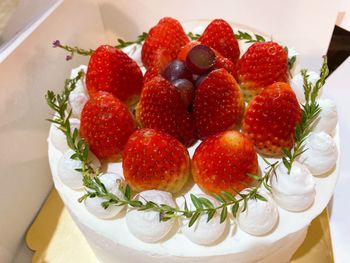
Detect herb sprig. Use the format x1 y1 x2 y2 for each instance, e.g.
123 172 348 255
234 30 266 43
77 160 277 227
282 56 329 174
52 32 148 60
46 71 94 175
115 32 148 49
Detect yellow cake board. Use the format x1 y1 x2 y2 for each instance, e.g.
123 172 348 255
26 189 334 263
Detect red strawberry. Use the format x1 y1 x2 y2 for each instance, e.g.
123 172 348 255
80 91 136 160
143 48 172 84
243 82 301 156
199 19 240 63
193 68 244 139
136 76 196 146
123 128 190 193
215 55 237 80
237 41 288 100
86 45 143 106
192 131 258 194
142 17 189 69
177 41 237 79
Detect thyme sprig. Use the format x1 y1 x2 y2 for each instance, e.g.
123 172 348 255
45 71 94 175
77 160 278 227
234 30 266 43
282 56 329 174
115 32 148 49
52 32 148 60
52 40 94 60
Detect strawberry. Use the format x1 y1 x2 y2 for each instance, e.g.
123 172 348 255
243 82 301 156
192 131 258 194
136 76 196 146
80 91 136 160
193 68 244 139
142 17 189 69
177 41 237 79
86 45 143 106
123 128 190 193
237 41 288 100
215 55 237 80
199 19 240 63
143 48 172 84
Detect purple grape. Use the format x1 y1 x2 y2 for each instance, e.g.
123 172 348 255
195 74 208 88
171 79 195 108
186 45 216 74
162 59 193 82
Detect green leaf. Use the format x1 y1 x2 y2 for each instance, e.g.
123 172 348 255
213 193 225 203
255 193 268 202
255 34 265 42
206 209 216 222
82 144 89 161
198 197 214 209
190 194 203 210
247 173 261 181
188 211 201 227
220 206 228 223
221 191 236 202
231 202 239 218
124 184 131 200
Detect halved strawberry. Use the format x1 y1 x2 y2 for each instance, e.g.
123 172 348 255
243 82 301 156
142 17 189 69
123 128 190 193
177 41 237 79
193 68 244 139
136 76 196 146
80 91 136 160
199 19 240 63
237 41 288 100
86 45 143 106
192 130 258 194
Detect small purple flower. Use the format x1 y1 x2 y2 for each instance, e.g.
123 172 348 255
52 40 61 48
65 55 73 61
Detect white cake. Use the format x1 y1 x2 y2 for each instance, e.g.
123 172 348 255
47 22 340 263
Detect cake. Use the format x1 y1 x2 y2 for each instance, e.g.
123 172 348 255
47 18 339 263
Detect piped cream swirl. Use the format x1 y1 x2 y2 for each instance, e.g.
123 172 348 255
299 132 338 176
271 161 315 212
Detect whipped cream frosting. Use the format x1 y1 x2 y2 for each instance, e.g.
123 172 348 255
126 190 176 243
85 173 125 219
51 118 80 153
57 149 100 189
299 132 338 176
47 26 340 262
313 99 338 136
180 194 227 245
237 191 278 236
69 65 88 118
271 162 315 212
291 71 321 103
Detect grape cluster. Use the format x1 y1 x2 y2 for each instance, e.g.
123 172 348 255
161 44 217 109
